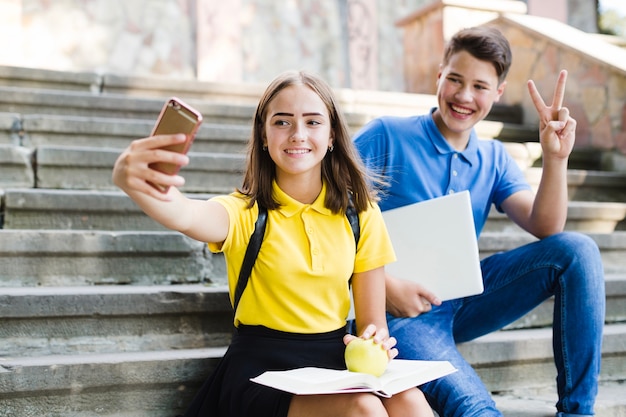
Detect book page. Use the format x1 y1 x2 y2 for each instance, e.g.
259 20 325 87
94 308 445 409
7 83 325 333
251 367 380 395
251 359 457 397
377 360 457 396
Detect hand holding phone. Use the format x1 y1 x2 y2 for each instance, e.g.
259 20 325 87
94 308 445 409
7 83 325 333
148 97 203 192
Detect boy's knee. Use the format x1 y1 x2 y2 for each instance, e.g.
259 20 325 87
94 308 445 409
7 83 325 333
549 232 602 266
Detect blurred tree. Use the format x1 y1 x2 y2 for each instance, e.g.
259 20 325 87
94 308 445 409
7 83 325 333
598 0 626 36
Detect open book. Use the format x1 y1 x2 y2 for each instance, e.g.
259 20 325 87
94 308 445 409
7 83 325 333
250 359 457 398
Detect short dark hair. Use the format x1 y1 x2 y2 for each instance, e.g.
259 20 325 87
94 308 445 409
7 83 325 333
443 26 512 84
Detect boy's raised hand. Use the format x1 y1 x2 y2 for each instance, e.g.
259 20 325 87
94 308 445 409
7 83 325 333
527 69 577 160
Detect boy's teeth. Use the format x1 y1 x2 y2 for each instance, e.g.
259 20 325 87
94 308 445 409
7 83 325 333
452 105 471 114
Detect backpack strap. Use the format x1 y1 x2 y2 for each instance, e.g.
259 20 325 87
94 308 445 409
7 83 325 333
346 203 360 247
233 204 268 313
233 201 360 313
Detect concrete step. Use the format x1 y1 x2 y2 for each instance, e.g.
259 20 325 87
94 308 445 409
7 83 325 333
0 229 226 287
503 272 626 330
3 142 626 199
1 189 214 231
0 348 226 417
478 231 626 276
484 200 626 233
0 109 536 153
0 65 101 92
34 145 244 193
4 188 625 233
458 324 626 392
0 285 232 358
492 382 626 417
0 65 525 125
0 145 34 188
0 325 623 417
10 113 252 154
0 277 623 358
526 167 626 202
0 86 375 134
0 66 535 151
1 228 624 289
0 85 257 124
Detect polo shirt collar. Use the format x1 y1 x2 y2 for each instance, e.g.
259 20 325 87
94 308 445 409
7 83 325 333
427 108 479 166
272 180 331 218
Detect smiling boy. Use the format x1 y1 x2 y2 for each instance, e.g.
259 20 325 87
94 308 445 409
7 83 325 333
353 26 605 417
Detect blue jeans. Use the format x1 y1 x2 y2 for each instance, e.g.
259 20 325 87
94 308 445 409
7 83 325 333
387 232 605 417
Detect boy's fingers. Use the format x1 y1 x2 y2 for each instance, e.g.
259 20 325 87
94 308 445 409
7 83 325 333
527 80 546 113
552 70 567 110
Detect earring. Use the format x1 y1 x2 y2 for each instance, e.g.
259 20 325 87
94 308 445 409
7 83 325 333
262 144 268 151
328 144 334 153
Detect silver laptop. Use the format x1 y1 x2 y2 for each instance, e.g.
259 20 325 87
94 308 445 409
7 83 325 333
382 190 484 301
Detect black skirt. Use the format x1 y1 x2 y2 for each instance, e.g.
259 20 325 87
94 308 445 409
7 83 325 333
183 325 348 417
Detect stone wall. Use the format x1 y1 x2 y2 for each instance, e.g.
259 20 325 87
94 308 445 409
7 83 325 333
397 1 626 157
491 15 626 156
0 0 427 91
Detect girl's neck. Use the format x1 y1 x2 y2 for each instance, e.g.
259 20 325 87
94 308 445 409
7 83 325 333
277 174 323 205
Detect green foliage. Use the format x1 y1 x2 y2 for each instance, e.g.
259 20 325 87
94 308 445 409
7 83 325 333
599 7 626 36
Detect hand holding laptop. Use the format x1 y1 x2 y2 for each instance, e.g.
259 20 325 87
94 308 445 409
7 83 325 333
382 191 484 306
348 191 483 320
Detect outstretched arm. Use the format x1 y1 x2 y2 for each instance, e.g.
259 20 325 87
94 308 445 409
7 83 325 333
503 70 576 238
112 133 229 243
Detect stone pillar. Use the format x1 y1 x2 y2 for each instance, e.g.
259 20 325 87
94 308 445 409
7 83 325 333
0 0 23 67
527 0 567 22
196 0 243 83
527 0 598 32
347 0 378 90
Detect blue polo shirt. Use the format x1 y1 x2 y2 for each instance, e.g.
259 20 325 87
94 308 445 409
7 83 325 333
353 109 531 237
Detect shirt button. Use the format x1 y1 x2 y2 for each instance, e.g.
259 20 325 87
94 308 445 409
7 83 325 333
448 189 455 194
452 170 458 176
453 154 459 159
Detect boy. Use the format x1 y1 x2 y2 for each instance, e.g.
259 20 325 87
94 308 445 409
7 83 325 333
353 26 605 417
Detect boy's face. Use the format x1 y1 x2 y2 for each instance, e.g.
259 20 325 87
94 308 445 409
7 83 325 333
434 50 506 144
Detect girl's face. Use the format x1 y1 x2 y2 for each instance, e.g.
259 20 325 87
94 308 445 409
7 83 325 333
434 50 505 146
263 84 333 184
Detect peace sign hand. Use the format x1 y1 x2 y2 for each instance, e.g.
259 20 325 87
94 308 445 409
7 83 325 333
527 69 577 160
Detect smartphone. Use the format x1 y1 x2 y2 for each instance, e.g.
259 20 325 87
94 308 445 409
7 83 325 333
148 97 203 192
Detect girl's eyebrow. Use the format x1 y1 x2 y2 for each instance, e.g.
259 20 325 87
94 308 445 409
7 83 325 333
271 112 325 117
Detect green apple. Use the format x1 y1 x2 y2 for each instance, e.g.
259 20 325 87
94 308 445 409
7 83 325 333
344 337 389 377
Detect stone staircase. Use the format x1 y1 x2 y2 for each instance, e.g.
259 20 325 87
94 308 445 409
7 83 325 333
0 66 625 417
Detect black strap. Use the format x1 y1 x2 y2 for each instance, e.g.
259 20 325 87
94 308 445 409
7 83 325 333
346 204 360 247
233 202 360 313
233 204 268 313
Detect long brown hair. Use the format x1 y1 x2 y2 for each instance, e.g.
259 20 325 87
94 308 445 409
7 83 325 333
238 70 378 214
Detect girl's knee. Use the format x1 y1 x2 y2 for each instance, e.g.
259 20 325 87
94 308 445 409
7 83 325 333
349 393 388 417
383 388 434 417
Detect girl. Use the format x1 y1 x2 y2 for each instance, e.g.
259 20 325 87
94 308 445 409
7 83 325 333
112 70 433 417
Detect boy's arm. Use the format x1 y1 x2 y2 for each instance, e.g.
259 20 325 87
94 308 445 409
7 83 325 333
502 70 575 238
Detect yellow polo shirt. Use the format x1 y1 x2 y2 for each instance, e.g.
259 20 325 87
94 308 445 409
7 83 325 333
209 182 396 333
